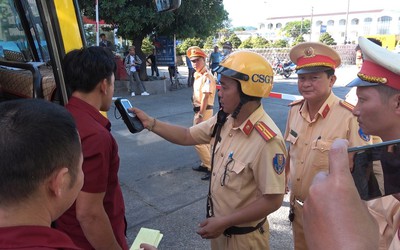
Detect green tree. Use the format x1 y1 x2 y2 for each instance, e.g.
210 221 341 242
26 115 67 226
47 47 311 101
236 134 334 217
292 35 305 46
229 33 241 48
252 36 269 48
233 27 246 32
239 37 253 49
141 37 154 55
281 20 311 40
319 32 336 45
203 36 215 49
78 0 227 79
176 37 204 55
271 39 289 48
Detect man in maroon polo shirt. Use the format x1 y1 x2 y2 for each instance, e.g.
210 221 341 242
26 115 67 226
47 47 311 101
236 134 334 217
0 99 83 250
56 47 128 250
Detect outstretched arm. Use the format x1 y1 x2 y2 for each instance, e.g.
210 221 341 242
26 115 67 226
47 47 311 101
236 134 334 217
132 107 198 146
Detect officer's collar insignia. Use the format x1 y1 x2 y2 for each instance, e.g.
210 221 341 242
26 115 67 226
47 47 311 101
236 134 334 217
242 120 254 135
255 121 277 142
321 104 330 118
358 128 371 142
273 154 285 175
303 47 315 58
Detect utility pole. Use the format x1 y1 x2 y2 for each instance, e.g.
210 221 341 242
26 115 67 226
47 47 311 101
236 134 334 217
96 0 99 46
301 17 304 36
344 0 350 44
310 7 313 41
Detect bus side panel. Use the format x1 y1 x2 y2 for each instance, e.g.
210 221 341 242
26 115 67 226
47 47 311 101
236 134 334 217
54 0 83 52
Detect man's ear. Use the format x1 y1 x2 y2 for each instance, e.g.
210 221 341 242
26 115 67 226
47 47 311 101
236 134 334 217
48 167 69 197
394 94 400 114
329 75 337 87
99 78 109 95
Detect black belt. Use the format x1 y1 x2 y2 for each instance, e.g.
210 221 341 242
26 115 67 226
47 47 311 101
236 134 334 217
193 105 213 113
223 218 266 237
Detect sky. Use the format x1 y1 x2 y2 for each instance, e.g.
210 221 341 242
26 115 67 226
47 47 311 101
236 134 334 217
223 0 400 27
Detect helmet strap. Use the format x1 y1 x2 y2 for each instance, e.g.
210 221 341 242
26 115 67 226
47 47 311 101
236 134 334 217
231 92 251 119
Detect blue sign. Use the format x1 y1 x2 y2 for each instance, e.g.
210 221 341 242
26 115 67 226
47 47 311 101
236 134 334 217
320 25 327 33
153 36 176 66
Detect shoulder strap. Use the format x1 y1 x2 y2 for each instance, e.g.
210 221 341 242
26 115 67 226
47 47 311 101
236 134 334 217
254 121 277 142
288 99 304 107
339 100 355 111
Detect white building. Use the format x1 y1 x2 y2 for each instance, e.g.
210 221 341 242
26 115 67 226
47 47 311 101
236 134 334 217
258 8 400 48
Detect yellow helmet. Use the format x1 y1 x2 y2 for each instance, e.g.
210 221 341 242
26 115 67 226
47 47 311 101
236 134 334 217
216 51 274 98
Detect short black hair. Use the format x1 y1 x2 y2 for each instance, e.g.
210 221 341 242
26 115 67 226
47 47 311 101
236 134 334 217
375 85 400 103
325 68 335 77
63 46 116 93
100 33 106 38
0 99 81 206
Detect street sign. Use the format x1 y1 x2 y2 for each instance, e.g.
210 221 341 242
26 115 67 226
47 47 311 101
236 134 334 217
154 36 176 66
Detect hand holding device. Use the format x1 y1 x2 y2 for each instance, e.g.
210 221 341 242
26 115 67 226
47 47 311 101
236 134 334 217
349 139 400 200
115 98 144 133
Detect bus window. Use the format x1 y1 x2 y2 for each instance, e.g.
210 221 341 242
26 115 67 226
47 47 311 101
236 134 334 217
0 0 49 62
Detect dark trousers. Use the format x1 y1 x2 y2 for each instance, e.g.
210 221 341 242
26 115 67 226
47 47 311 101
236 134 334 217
187 68 195 87
150 64 159 76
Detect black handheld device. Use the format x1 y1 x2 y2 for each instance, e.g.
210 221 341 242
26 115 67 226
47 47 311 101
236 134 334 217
349 139 400 200
114 98 144 133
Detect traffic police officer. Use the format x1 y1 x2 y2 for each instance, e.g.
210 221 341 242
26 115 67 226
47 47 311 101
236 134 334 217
285 42 371 249
132 51 286 249
187 46 217 180
347 37 400 250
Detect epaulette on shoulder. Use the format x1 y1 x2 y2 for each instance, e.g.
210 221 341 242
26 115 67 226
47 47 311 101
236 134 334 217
254 121 277 142
340 100 355 112
288 99 304 107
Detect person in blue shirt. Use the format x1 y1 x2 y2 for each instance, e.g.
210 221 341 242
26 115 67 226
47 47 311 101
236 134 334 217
209 46 221 75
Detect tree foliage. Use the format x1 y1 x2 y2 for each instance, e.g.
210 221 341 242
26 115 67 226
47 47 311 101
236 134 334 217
292 35 306 46
176 38 204 55
203 36 215 49
78 0 227 78
79 0 227 41
319 32 336 45
228 33 241 48
271 39 289 48
281 20 311 40
252 36 270 48
239 37 253 49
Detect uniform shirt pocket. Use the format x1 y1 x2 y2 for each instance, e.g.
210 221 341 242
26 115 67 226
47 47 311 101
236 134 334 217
220 158 246 193
311 139 333 169
286 132 298 145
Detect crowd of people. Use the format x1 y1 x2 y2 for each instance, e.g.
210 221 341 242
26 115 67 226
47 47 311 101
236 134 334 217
1 37 399 250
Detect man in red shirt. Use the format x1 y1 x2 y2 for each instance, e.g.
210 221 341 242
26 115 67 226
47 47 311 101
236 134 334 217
56 46 128 250
0 99 83 250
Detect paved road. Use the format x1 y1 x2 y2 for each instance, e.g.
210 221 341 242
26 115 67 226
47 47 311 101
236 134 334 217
109 66 354 249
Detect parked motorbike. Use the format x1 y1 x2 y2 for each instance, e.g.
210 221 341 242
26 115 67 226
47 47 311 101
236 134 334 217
273 58 296 78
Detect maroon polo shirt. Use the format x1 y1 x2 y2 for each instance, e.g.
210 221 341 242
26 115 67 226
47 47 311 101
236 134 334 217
0 226 81 249
56 96 127 250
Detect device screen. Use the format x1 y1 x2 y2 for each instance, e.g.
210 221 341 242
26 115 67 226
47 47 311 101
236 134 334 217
121 99 134 117
349 139 400 200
